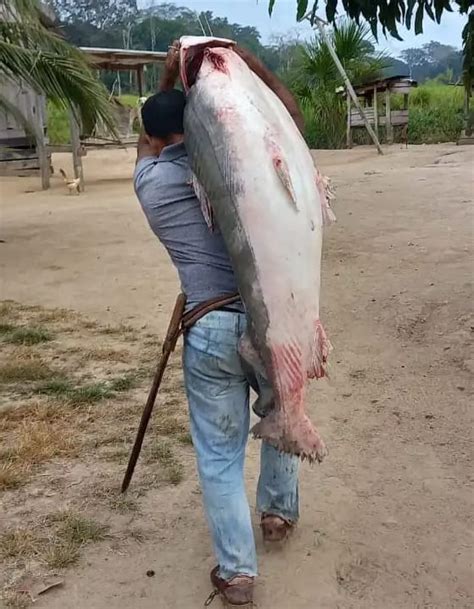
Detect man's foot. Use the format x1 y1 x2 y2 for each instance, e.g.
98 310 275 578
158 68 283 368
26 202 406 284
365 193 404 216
261 513 294 542
209 566 254 606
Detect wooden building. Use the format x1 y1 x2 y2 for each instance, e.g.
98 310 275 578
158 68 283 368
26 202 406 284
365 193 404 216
0 3 55 184
346 75 417 148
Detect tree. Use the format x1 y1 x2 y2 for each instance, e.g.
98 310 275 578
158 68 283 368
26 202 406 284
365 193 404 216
400 47 430 78
269 1 471 39
400 42 462 82
48 0 138 29
291 20 389 148
269 1 472 91
0 0 116 134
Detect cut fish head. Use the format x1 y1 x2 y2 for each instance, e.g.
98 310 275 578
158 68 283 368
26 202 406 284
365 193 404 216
179 35 235 92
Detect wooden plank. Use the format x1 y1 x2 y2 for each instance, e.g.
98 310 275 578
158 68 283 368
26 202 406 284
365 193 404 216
385 88 393 144
457 135 474 145
137 66 144 97
390 110 409 126
26 92 50 189
0 135 35 147
0 147 38 162
69 109 84 191
0 159 40 175
373 85 379 140
346 92 352 149
36 95 50 190
390 83 413 94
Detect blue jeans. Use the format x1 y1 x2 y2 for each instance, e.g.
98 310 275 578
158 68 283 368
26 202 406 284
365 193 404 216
183 311 299 580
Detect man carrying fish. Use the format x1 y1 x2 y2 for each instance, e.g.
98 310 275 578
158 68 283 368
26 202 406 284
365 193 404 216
134 37 330 605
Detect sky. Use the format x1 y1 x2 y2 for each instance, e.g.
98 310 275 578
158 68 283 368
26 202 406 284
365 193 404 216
141 0 466 57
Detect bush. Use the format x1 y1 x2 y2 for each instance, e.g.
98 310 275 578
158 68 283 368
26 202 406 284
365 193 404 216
408 84 464 143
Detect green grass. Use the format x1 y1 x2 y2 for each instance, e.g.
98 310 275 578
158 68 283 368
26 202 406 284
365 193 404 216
109 374 137 392
42 511 108 569
47 101 70 146
49 511 109 545
35 374 137 405
36 379 113 404
146 440 184 485
0 358 55 383
119 94 140 107
43 540 81 569
2 326 53 345
0 529 41 560
47 95 141 146
0 323 16 334
408 83 464 144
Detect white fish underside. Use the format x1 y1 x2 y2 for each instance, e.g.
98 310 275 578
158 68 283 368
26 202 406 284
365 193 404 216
183 40 332 461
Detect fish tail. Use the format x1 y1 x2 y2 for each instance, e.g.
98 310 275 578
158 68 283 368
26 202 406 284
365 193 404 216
251 410 327 463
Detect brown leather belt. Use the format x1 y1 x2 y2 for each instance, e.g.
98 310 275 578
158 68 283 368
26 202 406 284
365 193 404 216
181 292 241 333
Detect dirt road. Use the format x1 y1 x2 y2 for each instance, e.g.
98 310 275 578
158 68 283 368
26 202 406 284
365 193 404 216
1 144 473 608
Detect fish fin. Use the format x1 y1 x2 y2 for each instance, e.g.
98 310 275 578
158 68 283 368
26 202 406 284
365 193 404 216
264 134 298 209
273 156 298 209
315 170 336 225
238 332 266 378
239 332 275 418
252 411 327 463
191 172 214 230
307 320 332 380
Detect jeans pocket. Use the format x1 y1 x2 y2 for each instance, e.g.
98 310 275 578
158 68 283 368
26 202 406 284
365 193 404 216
185 324 211 354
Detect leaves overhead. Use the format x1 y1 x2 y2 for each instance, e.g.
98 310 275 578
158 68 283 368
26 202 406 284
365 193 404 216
0 0 117 136
269 1 472 40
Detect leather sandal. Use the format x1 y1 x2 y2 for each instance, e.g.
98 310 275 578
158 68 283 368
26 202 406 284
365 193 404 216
208 566 254 606
261 513 294 542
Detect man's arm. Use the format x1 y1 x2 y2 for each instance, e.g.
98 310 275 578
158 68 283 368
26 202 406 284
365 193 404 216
160 40 180 92
233 46 304 135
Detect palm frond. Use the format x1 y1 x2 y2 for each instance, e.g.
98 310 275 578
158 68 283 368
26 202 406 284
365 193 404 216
0 1 117 136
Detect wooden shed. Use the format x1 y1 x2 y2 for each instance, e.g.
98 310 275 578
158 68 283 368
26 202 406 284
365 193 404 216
0 80 50 178
0 3 55 181
346 75 417 147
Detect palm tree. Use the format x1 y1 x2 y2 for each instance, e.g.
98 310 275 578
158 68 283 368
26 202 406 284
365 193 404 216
0 0 116 135
291 20 389 148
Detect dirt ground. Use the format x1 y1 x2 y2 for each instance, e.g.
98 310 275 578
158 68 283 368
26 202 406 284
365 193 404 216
0 143 473 609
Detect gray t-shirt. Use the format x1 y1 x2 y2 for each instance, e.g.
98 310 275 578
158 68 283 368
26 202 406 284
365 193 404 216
134 142 241 310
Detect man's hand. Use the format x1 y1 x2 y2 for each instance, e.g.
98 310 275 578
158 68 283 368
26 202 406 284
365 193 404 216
233 45 304 135
160 40 180 92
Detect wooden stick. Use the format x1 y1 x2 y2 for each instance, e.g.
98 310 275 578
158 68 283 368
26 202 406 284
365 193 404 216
121 294 187 493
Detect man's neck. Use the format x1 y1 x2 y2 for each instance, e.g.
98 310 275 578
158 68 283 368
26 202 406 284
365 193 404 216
163 134 184 148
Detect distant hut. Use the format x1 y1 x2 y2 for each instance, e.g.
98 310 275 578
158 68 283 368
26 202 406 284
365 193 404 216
345 75 417 147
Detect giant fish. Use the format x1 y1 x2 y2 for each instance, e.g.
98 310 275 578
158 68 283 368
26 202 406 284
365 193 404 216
180 36 333 462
